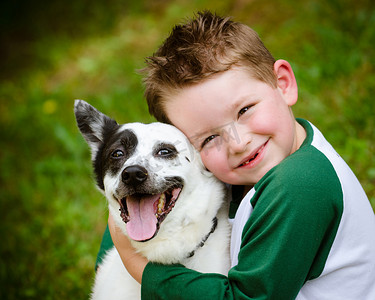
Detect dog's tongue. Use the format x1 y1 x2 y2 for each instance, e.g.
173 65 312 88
126 194 160 241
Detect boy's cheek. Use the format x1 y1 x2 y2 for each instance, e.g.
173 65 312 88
200 150 212 167
251 108 283 134
200 150 220 171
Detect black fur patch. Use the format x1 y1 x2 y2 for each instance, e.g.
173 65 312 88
94 129 138 190
75 102 117 145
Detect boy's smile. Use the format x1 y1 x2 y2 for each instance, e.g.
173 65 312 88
237 139 269 169
165 61 306 186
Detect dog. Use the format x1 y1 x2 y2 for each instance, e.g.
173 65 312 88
74 100 231 299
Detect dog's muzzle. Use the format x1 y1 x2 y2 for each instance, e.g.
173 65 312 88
116 166 183 242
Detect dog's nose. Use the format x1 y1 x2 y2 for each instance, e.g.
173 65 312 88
122 165 148 186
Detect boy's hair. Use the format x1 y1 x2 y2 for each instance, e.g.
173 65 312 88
143 10 276 123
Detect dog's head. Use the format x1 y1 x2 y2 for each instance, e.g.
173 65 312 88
74 100 213 243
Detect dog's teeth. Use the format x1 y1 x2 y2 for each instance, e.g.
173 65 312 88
157 193 166 215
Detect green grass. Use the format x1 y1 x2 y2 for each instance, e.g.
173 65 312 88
0 0 374 298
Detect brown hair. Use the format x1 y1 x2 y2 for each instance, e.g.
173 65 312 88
142 10 276 123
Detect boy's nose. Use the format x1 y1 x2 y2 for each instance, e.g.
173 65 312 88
227 127 250 154
228 137 249 154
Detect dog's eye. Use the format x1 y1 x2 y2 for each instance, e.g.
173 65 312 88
111 150 124 158
157 148 173 156
154 144 177 159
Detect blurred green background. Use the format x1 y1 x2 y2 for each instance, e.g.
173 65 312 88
0 0 374 298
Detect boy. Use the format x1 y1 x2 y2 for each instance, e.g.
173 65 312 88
105 11 375 299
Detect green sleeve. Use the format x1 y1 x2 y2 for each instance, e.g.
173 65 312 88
141 148 343 299
95 224 114 271
143 263 233 299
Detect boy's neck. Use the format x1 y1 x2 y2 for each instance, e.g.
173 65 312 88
294 121 307 153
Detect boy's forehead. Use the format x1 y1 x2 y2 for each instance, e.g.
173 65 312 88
163 67 260 128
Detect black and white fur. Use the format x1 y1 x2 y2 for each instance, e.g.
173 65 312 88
74 100 231 299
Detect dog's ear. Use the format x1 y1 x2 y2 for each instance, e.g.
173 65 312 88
74 99 118 159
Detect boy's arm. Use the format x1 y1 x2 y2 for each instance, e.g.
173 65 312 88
129 154 342 299
108 214 148 284
139 175 341 299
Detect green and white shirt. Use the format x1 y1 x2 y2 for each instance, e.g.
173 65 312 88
141 119 375 299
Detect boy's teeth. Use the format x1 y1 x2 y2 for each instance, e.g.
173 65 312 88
241 152 259 166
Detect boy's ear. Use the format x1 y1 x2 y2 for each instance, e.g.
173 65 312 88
274 59 298 106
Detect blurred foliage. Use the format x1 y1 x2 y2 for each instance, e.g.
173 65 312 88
0 0 374 298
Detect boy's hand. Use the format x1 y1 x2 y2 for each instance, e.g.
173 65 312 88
108 214 148 284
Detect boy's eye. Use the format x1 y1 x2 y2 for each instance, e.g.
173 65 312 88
238 106 251 117
201 135 217 149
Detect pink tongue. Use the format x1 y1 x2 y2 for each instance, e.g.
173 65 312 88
126 194 160 241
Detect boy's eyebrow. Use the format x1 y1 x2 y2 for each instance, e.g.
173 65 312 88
228 98 242 114
229 94 255 112
186 122 224 143
188 121 238 142
188 130 209 145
